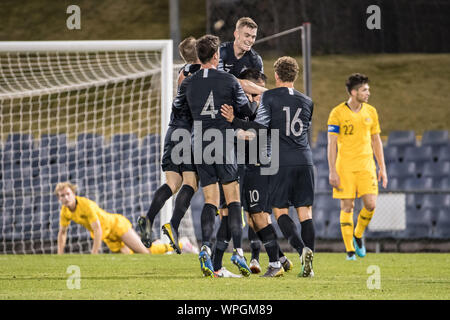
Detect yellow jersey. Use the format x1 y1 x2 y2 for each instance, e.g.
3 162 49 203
60 196 117 240
327 102 381 172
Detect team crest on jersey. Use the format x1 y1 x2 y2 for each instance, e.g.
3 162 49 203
364 117 372 124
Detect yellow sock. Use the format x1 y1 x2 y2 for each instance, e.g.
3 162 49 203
340 210 355 252
150 243 170 254
354 207 374 239
149 242 184 254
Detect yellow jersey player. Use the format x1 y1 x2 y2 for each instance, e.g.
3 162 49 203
55 182 150 254
327 73 388 260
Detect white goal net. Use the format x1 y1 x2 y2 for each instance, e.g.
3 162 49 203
0 40 197 254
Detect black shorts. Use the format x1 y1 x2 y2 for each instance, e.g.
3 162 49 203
219 164 245 209
196 163 239 187
161 126 196 174
270 165 315 209
242 164 271 214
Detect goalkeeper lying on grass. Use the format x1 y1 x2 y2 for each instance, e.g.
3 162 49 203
54 181 150 254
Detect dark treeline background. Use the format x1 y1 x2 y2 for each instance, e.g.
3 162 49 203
207 0 450 55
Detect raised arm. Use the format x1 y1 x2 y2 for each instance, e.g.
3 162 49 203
238 78 267 96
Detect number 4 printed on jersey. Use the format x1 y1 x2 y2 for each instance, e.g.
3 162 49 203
201 91 218 119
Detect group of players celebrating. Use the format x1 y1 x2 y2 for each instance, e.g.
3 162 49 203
55 16 388 278
138 17 316 278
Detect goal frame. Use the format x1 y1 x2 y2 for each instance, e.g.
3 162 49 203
0 40 174 245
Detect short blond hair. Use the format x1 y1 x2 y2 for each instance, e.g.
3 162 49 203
236 17 258 30
178 36 198 64
54 181 77 195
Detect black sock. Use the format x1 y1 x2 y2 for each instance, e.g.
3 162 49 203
248 227 261 261
170 185 195 233
277 214 304 255
227 202 243 249
354 235 363 248
146 183 172 226
301 219 315 251
257 224 279 263
212 215 229 271
200 203 217 248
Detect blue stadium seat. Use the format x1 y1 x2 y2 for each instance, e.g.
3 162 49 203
434 209 450 239
437 145 450 162
4 133 34 152
422 130 449 147
387 162 416 179
384 145 401 163
139 134 161 165
440 177 450 190
403 177 426 191
385 177 403 190
77 133 104 150
422 161 450 178
387 131 416 148
312 208 327 239
323 212 342 239
403 145 434 164
315 131 328 148
312 146 327 165
402 207 434 239
315 177 330 191
111 133 139 151
314 194 341 213
315 162 329 179
40 134 67 150
422 194 450 210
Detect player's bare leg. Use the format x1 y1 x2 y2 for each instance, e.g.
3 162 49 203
121 228 150 254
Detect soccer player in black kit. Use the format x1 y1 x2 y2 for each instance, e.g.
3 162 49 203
137 37 200 252
172 35 257 277
221 56 316 277
215 17 276 275
218 17 266 96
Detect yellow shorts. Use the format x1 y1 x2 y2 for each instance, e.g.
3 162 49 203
333 169 378 199
103 214 132 253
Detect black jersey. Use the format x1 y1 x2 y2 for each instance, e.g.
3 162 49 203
168 64 202 129
179 63 201 77
218 41 263 77
232 87 314 167
173 68 256 164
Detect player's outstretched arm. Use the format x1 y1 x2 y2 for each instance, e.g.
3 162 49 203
238 79 267 95
221 104 266 131
57 225 68 254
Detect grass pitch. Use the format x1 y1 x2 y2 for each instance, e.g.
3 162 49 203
1 252 449 300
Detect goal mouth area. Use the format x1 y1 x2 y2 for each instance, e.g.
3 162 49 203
0 40 194 254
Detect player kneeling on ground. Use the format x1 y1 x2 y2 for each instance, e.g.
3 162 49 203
55 182 149 254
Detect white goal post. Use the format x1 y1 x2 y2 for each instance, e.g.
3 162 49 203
0 40 196 253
